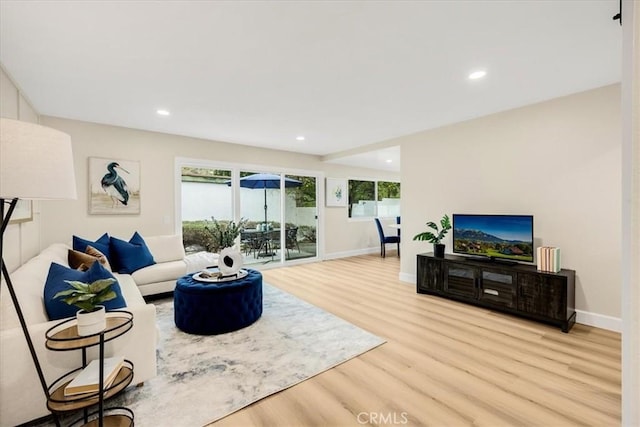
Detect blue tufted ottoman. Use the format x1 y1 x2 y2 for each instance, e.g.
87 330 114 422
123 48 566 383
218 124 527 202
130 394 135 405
173 269 263 335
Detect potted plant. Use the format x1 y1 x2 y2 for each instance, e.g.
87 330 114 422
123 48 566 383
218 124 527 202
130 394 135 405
53 278 117 336
204 217 248 253
413 214 452 258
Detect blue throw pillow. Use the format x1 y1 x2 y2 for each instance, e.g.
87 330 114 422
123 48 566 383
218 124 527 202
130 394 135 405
110 231 156 274
73 233 112 263
44 261 126 321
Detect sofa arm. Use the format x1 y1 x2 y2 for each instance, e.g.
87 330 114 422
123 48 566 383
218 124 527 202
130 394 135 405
91 302 158 385
0 303 157 427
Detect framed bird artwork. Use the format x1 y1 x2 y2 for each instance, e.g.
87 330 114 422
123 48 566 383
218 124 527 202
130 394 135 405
89 157 141 215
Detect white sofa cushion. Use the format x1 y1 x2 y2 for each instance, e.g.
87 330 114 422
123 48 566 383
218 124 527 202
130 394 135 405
1 243 69 329
185 251 219 273
131 260 187 286
143 234 185 263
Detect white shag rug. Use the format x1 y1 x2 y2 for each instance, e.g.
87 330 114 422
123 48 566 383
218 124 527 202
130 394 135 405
50 282 386 427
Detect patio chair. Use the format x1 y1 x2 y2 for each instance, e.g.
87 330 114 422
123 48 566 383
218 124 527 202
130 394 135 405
285 227 301 257
266 229 280 258
374 218 400 258
241 231 262 258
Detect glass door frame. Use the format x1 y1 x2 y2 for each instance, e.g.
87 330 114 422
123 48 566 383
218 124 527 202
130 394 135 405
175 157 323 267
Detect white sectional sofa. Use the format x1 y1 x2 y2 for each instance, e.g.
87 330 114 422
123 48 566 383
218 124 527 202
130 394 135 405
133 234 218 296
0 234 214 426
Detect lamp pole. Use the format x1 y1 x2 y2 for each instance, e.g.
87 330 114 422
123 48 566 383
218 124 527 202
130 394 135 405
0 198 51 400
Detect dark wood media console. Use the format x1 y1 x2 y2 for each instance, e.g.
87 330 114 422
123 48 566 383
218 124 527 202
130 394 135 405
417 253 576 332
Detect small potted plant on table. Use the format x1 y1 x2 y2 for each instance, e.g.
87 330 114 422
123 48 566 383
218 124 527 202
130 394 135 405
204 216 248 253
413 214 452 258
54 278 117 336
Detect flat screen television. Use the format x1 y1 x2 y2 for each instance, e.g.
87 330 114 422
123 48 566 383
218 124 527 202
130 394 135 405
452 214 534 263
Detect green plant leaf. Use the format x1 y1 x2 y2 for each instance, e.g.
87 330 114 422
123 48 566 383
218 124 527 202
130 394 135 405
204 216 249 252
88 278 116 294
76 302 95 312
53 289 80 299
415 214 451 244
413 231 437 242
95 289 117 302
64 295 84 305
54 277 116 311
441 214 451 230
64 280 90 292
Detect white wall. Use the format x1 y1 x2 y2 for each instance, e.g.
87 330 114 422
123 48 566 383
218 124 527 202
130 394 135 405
37 116 399 257
181 181 314 227
399 84 621 321
0 66 41 272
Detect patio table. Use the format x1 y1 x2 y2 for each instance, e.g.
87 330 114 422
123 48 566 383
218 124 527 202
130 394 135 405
241 229 280 258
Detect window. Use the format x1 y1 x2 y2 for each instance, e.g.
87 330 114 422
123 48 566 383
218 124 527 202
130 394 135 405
348 179 400 218
377 181 401 218
181 167 232 253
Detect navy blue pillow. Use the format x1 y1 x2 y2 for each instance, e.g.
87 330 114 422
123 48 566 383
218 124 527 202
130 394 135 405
110 232 155 274
44 261 126 321
73 233 112 263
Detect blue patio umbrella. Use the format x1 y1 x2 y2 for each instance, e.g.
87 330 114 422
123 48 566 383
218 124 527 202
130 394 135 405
226 173 302 224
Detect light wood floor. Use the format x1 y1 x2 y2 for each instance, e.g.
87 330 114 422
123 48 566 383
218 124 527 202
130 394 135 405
211 253 621 427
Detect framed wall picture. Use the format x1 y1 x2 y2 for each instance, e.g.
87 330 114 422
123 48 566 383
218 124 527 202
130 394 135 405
326 178 348 207
8 199 33 224
89 157 141 215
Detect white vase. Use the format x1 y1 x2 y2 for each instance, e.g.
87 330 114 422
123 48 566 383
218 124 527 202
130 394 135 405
76 305 106 336
218 247 243 276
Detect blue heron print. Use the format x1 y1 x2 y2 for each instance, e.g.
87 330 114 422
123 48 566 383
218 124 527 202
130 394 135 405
101 162 130 207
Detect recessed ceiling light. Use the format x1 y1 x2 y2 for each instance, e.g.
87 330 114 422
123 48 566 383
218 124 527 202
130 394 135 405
386 159 393 163
468 70 487 80
156 109 170 116
296 136 305 141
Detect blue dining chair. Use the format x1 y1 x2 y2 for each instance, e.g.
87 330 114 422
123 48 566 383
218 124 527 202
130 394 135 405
374 218 400 258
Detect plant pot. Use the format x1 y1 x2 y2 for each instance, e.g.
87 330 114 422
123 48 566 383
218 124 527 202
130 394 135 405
433 243 445 258
76 305 106 336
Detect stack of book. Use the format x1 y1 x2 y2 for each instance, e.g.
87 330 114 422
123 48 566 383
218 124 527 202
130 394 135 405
64 356 124 396
537 247 561 273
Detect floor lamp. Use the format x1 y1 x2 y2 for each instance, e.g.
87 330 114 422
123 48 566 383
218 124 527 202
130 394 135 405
0 118 77 407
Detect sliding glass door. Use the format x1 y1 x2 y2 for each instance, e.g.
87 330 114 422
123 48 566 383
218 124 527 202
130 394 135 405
283 174 317 261
238 170 283 266
180 166 232 254
179 160 320 267
237 171 318 266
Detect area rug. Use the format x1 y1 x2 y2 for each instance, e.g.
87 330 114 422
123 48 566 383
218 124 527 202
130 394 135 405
73 283 384 426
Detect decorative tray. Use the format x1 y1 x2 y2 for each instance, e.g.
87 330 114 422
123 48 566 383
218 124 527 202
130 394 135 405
192 268 248 283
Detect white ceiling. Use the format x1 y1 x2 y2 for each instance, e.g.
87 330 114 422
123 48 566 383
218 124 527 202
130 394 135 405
0 1 622 173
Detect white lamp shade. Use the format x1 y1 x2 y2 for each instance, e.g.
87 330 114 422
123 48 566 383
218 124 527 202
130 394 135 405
0 118 77 200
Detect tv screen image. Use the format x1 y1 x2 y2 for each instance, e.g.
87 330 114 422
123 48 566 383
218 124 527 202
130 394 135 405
453 214 534 263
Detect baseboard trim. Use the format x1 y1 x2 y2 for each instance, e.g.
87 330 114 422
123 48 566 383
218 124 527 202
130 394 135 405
575 310 622 332
399 272 621 332
324 247 379 260
399 272 416 284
